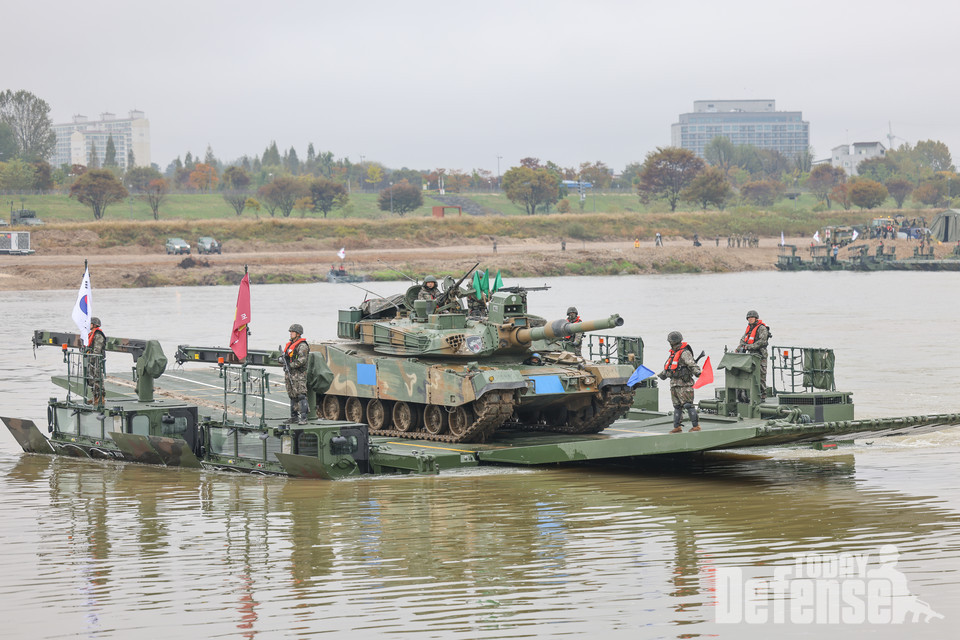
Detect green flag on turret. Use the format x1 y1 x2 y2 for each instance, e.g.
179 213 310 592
492 270 504 293
480 269 490 295
471 270 483 299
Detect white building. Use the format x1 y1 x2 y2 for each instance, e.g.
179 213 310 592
50 110 151 170
830 141 885 176
671 99 809 158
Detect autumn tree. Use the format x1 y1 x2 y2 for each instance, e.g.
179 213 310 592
144 178 169 220
0 89 57 161
849 180 888 210
188 163 218 192
222 166 252 216
32 160 53 191
805 164 845 208
885 177 914 209
259 176 307 217
365 163 384 188
378 180 422 216
739 179 785 207
309 177 349 218
637 147 705 211
125 166 163 193
502 166 560 215
445 170 471 193
830 183 851 210
912 181 946 207
681 167 731 209
69 169 128 219
577 161 613 189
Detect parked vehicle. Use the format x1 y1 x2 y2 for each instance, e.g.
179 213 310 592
197 237 221 254
165 238 191 255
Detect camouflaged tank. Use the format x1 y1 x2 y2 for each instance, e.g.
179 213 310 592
310 285 637 443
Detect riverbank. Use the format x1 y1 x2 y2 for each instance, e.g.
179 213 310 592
4 234 951 290
0 236 776 290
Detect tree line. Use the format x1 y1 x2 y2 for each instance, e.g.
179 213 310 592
4 88 959 220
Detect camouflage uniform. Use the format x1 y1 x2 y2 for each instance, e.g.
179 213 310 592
658 333 701 432
563 307 583 351
738 313 769 399
418 276 441 302
86 320 106 405
284 327 310 424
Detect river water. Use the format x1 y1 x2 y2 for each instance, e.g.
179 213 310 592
1 272 959 638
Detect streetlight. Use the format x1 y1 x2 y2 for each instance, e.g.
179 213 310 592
496 154 502 191
389 181 394 216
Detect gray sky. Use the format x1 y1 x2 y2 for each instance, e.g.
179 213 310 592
6 0 960 174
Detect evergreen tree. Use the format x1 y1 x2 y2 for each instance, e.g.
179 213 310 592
104 135 118 167
88 140 100 168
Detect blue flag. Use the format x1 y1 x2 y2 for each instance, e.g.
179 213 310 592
627 364 656 387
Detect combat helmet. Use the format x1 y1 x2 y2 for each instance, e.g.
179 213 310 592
423 275 438 288
289 323 304 335
667 331 683 346
567 306 578 316
746 310 759 319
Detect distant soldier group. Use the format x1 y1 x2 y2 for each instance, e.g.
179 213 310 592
727 233 759 248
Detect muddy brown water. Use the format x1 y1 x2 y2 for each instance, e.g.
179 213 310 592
1 273 959 638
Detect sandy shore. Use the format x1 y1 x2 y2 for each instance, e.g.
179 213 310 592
0 236 943 291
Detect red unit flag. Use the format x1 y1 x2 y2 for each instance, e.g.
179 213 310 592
693 356 714 389
229 273 251 360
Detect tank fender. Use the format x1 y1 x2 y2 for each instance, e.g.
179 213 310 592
584 363 635 388
470 368 527 398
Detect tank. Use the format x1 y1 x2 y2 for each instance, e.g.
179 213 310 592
310 284 638 443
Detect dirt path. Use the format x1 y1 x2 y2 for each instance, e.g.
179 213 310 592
0 236 930 290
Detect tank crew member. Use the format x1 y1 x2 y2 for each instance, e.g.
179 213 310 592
523 352 543 366
418 275 441 301
563 306 583 351
658 331 701 433
86 317 106 405
284 323 310 425
466 290 488 317
737 310 769 400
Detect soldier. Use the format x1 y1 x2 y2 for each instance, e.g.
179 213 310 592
86 316 106 405
466 291 488 317
284 323 310 425
658 331 701 433
737 310 769 400
523 352 543 366
563 306 583 351
418 275 441 301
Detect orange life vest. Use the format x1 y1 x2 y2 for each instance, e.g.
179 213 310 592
665 342 691 370
284 337 307 358
87 326 104 347
743 320 766 345
564 315 581 340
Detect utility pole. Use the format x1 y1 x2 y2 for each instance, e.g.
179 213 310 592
496 154 502 191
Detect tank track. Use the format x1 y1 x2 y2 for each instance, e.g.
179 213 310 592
362 391 515 444
517 385 635 435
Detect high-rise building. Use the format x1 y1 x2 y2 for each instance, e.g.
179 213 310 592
671 100 809 158
50 110 151 170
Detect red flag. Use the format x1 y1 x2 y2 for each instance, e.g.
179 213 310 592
229 273 251 360
693 356 713 389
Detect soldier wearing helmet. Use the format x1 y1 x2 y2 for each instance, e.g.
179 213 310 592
418 275 441 302
86 317 106 406
658 330 702 433
737 310 769 400
562 306 583 352
284 323 310 424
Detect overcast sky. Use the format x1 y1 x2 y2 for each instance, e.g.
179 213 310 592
6 0 959 174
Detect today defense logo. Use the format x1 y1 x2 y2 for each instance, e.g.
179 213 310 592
715 545 943 624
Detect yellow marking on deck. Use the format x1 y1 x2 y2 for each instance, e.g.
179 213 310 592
385 441 477 453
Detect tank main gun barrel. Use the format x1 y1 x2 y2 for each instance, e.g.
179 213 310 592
514 314 624 345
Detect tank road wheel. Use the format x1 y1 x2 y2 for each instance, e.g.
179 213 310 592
344 397 366 423
392 401 421 433
367 399 392 431
448 405 474 438
423 405 448 435
567 405 595 430
321 395 344 421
